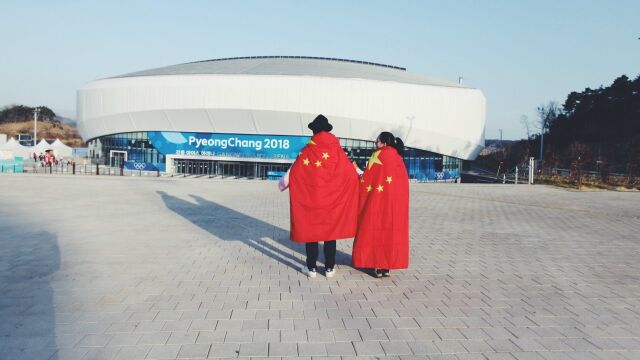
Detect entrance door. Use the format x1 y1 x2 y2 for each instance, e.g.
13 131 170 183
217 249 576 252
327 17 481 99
174 159 185 173
109 150 127 168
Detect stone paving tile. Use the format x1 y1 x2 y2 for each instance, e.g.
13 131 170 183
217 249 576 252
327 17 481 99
381 341 413 355
163 320 193 332
178 343 212 358
459 339 494 353
325 342 357 356
108 333 143 347
77 334 114 347
147 344 181 359
297 342 327 356
331 329 361 342
139 332 171 345
359 328 389 341
135 321 167 333
455 354 488 360
166 332 199 345
434 340 467 354
510 352 546 360
385 329 415 341
207 343 240 358
224 330 253 343
190 319 219 332
252 329 281 343
268 342 298 357
238 342 269 357
306 329 335 343
353 341 385 356
196 331 227 344
482 353 518 360
78 346 120 360
114 345 151 360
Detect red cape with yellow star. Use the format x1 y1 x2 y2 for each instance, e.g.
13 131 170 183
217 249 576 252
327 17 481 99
289 131 359 243
352 146 409 269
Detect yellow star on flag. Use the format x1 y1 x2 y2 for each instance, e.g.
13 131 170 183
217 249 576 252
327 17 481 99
322 152 329 160
367 150 383 169
308 139 316 145
386 176 393 184
366 185 373 192
315 160 322 167
303 158 310 166
376 184 384 192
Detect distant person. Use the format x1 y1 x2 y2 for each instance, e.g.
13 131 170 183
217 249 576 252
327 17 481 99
352 131 409 277
286 114 359 278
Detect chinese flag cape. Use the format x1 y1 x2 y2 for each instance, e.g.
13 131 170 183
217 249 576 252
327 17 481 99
289 131 358 243
352 146 409 269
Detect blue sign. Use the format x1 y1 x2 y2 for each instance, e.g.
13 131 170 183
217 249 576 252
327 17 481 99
266 171 287 180
148 132 310 161
0 157 23 173
124 161 159 171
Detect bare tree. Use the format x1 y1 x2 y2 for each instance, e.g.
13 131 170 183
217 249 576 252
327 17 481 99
536 101 561 160
520 114 531 140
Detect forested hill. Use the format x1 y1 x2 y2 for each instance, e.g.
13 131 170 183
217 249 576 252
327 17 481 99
475 74 640 175
0 105 57 124
0 105 83 147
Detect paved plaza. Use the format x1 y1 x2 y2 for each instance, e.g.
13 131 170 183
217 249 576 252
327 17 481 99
1 175 640 360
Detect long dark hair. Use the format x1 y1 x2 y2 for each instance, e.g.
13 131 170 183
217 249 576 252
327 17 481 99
377 131 404 157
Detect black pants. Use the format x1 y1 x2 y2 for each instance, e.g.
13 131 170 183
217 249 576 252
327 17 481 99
305 241 336 270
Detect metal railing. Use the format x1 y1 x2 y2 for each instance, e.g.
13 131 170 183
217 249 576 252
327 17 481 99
537 167 638 189
20 162 163 177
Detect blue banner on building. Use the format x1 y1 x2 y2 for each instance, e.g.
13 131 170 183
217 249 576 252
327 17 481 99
123 161 159 171
148 132 310 161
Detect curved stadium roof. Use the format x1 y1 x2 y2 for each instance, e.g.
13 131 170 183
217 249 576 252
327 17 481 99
79 56 486 160
113 56 466 88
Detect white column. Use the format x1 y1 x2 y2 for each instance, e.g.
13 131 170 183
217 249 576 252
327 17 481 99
529 157 535 184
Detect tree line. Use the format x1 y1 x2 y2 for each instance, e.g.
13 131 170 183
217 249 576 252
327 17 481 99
476 74 640 176
0 105 58 124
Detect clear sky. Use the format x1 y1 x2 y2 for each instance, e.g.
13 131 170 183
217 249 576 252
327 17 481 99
1 0 638 140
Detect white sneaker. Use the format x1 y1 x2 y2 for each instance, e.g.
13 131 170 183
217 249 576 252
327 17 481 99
302 267 317 278
325 267 336 278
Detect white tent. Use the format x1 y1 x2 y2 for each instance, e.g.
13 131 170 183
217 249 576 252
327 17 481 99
34 139 54 154
51 139 73 158
0 137 33 159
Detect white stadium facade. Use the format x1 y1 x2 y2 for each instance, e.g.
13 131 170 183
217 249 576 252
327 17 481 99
77 56 486 181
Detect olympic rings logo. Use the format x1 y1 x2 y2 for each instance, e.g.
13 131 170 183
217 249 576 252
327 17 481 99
133 163 146 170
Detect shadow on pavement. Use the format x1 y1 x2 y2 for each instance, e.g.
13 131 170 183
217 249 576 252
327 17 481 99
157 191 353 272
0 213 60 360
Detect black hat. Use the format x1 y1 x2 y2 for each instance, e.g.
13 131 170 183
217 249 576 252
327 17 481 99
308 114 333 132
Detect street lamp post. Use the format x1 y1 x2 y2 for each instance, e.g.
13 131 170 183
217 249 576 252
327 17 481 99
539 131 544 161
33 107 40 147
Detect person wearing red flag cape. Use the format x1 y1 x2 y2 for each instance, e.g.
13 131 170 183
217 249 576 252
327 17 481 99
352 132 409 277
287 114 358 278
